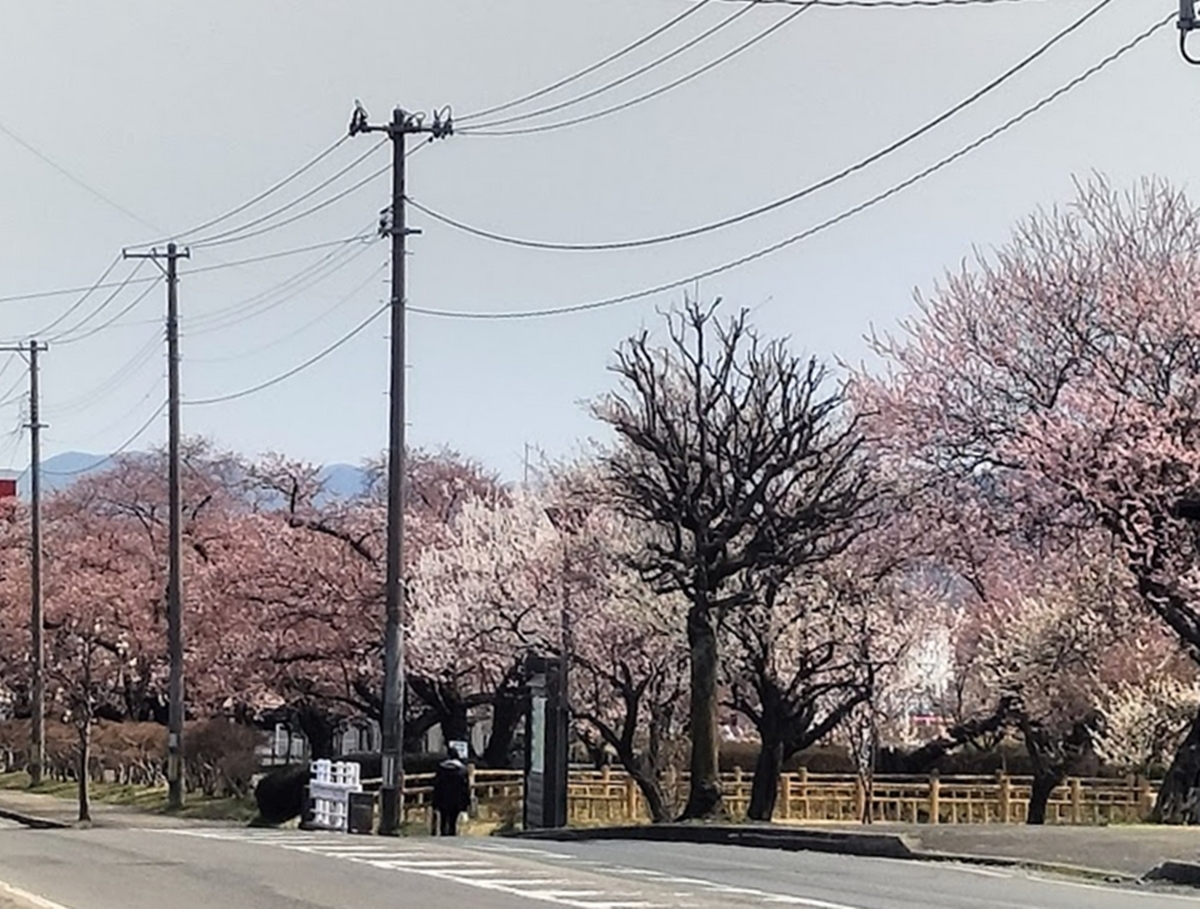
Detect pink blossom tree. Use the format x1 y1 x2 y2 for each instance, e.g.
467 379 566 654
855 177 1200 821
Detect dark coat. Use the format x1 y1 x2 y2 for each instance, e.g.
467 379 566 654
431 758 471 814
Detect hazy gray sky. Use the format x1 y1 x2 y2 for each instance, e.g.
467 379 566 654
0 1 1188 479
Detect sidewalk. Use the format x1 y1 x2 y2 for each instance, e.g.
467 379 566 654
521 820 1200 882
803 821 1200 877
0 787 242 830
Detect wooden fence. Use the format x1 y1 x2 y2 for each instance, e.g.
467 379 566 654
440 767 1158 827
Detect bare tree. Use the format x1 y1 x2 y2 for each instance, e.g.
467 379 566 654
594 302 874 818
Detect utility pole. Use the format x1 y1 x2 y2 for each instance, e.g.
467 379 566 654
0 341 47 786
349 102 452 836
122 241 189 809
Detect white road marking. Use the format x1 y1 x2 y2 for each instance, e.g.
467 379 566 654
0 880 76 909
165 829 671 908
164 829 895 909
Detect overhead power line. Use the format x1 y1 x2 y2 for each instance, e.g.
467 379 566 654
717 0 1047 6
458 0 718 123
191 260 387 364
411 14 1170 320
41 400 167 477
187 163 389 249
182 233 377 275
412 0 1115 251
142 135 352 245
186 236 379 336
462 2 816 136
186 139 387 247
0 235 373 306
51 276 163 345
0 119 164 234
461 1 757 131
185 300 390 405
53 331 162 415
31 258 141 339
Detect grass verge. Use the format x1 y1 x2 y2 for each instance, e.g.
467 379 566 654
0 771 257 822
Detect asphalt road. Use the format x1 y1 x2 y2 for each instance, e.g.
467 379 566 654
0 825 1193 909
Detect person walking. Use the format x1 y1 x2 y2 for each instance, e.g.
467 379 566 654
431 752 470 836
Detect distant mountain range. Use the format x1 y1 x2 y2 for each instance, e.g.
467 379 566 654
8 453 371 501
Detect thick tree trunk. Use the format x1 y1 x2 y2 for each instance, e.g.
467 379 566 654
77 720 91 824
294 705 337 759
1153 703 1200 824
482 686 525 769
680 605 722 820
440 698 470 747
748 737 783 821
1026 772 1060 825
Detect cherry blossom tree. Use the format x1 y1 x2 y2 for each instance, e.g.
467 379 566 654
855 177 1200 822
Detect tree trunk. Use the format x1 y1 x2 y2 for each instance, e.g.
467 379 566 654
748 737 783 821
1027 772 1060 825
482 685 525 769
77 719 91 824
294 705 337 759
440 696 470 747
1153 703 1200 824
630 761 672 824
680 605 722 820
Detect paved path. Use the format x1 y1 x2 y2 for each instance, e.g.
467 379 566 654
0 788 239 829
788 821 1200 875
0 825 1194 909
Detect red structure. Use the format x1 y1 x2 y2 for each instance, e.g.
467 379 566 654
0 479 16 499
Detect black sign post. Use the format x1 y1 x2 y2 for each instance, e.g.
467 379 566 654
523 655 568 829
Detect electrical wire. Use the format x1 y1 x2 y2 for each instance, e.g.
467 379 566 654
182 234 377 275
40 400 167 477
191 260 388 364
187 163 389 249
412 14 1171 319
185 138 427 252
0 426 26 472
184 300 390 405
720 0 1046 6
461 1 757 131
462 2 816 137
0 354 19 390
51 278 163 345
458 0 718 123
185 139 386 247
184 233 379 336
40 258 157 342
415 0 1116 251
53 331 162 415
0 363 29 409
0 236 372 306
139 134 352 245
30 257 138 339
0 118 164 234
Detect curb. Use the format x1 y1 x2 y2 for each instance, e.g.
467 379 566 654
0 808 69 831
0 879 74 909
1143 861 1200 887
513 824 916 860
916 849 1139 885
512 825 1147 884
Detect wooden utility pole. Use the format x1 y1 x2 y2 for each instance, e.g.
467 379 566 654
349 102 451 835
0 341 47 786
123 241 189 809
